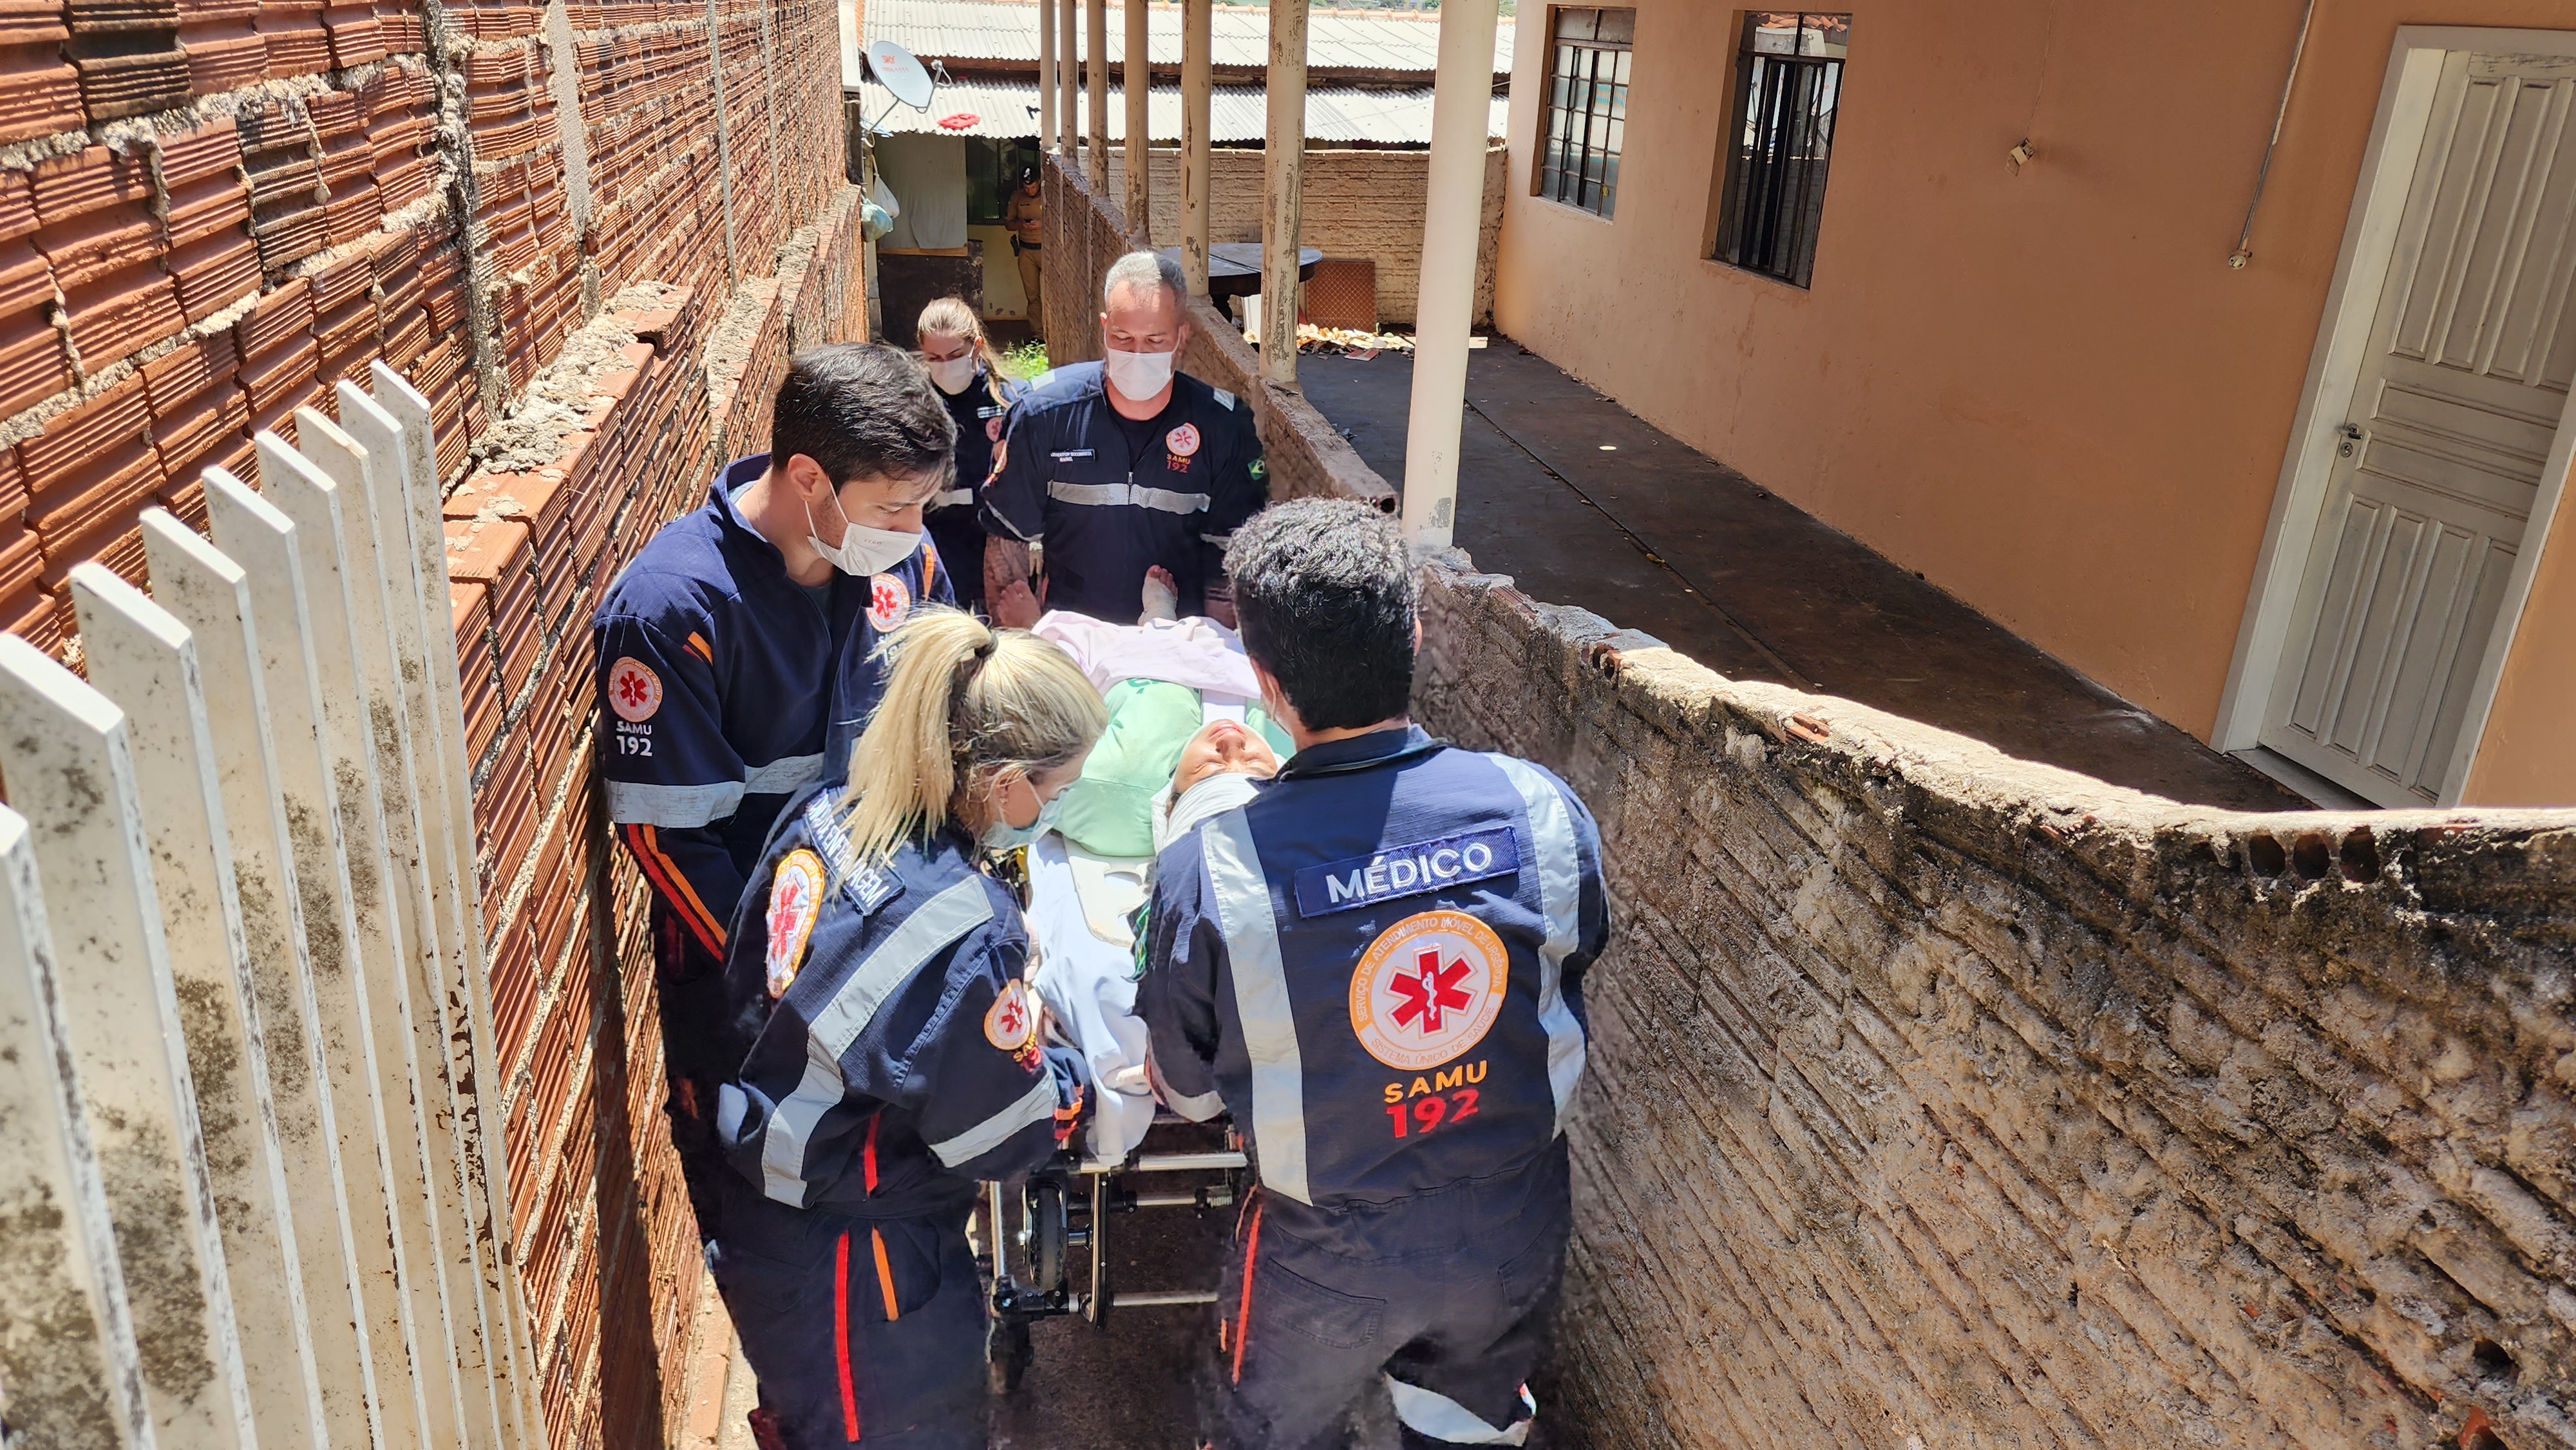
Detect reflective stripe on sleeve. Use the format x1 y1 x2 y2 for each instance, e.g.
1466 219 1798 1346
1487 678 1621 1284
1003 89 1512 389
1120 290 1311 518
1047 480 1213 514
1200 813 1311 1204
744 752 826 796
1385 1378 1535 1446
761 876 996 1205
927 1071 1058 1167
606 778 744 827
1487 757 1587 1132
930 487 976 510
1164 1086 1224 1122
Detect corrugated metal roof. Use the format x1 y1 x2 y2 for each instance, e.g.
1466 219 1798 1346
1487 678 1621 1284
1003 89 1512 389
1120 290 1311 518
858 76 1508 145
849 0 1513 80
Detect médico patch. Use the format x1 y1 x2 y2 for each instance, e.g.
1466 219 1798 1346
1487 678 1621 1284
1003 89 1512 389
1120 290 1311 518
1292 826 1518 918
1348 910 1510 1071
608 656 663 722
764 849 826 999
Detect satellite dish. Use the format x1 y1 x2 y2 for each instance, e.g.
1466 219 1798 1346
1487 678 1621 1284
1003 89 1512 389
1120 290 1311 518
867 39 935 111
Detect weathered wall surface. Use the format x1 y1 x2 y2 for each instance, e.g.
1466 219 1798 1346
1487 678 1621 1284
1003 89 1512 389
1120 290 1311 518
1103 144 1506 327
1414 555 2576 1450
1040 152 1394 512
1488 0 2576 805
0 0 860 1438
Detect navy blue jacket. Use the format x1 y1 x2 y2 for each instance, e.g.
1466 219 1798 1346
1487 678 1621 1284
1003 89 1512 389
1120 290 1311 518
927 367 1011 612
593 455 954 965
715 787 1086 1216
1140 727 1605 1213
980 361 1265 623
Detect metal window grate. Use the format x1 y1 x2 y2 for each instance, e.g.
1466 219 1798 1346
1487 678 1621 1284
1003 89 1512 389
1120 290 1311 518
1716 12 1849 288
1537 6 1633 219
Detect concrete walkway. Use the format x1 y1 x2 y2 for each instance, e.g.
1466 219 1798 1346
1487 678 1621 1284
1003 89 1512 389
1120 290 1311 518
1298 343 2304 811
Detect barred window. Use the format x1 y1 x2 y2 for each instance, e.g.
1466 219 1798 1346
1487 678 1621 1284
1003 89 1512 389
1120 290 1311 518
1537 7 1633 218
1714 12 1850 288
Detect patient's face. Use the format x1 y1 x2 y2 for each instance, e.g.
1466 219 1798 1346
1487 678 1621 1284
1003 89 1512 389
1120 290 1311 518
1172 721 1279 799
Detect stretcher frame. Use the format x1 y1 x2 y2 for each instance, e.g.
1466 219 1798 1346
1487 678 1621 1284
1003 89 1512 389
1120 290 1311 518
975 1115 1249 1393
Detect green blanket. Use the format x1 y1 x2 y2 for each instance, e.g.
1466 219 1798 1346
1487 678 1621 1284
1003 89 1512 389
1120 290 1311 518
1052 679 1291 858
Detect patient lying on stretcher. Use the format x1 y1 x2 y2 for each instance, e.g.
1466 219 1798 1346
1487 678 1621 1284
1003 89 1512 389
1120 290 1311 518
1150 719 1279 852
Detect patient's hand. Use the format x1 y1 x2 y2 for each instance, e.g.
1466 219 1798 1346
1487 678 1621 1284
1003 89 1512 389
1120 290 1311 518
1171 720 1279 799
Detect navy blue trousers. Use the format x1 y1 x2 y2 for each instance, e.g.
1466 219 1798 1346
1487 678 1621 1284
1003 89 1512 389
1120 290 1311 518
711 1174 988 1448
1213 1142 1571 1450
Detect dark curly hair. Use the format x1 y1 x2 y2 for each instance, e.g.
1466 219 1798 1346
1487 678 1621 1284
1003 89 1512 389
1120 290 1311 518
1225 498 1416 730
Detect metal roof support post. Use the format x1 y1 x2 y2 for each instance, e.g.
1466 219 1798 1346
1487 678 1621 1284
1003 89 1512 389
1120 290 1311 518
1180 0 1211 295
1399 0 1499 548
1261 0 1309 386
1059 0 1079 159
1123 0 1150 230
1086 0 1109 191
1037 0 1056 152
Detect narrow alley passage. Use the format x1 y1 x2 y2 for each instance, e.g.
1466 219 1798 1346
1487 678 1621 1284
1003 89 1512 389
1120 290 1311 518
1298 345 2306 813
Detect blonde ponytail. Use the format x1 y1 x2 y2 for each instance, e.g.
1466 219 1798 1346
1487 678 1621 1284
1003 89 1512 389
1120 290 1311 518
916 296 1017 402
837 607 1106 865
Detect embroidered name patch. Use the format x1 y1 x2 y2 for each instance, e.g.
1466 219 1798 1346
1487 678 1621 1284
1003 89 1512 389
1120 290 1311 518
1050 448 1095 461
1349 910 1509 1071
1291 826 1519 918
802 794 900 916
764 849 826 999
607 657 662 722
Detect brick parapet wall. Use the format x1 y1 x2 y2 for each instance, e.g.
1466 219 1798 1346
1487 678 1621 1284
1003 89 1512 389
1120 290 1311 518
1102 145 1506 328
1039 152 1394 513
1414 555 2576 1450
0 0 860 1438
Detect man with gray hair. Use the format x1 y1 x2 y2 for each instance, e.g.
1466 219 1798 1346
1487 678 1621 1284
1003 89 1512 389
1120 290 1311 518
980 249 1267 626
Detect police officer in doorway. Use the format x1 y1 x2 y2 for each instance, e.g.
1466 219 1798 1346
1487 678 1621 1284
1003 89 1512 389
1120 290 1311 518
592 343 958 1236
916 296 1015 615
1004 165 1045 340
1139 498 1607 1450
981 250 1265 628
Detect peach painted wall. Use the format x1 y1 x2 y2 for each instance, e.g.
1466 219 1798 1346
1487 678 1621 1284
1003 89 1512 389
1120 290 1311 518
1492 1 2576 806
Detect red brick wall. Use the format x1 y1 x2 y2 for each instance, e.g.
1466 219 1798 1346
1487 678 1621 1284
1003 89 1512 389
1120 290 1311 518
1 0 864 1441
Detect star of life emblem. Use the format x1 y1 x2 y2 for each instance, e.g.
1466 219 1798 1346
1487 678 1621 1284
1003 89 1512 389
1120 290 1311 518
765 849 826 999
868 572 912 632
1347 910 1509 1071
607 656 662 722
1165 422 1201 458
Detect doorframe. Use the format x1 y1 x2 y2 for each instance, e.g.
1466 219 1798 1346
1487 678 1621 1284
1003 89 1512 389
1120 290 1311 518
2215 24 2576 805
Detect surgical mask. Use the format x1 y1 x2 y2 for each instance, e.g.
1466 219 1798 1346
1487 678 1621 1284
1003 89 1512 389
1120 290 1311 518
1104 346 1177 402
982 780 1058 852
804 491 922 576
927 355 978 395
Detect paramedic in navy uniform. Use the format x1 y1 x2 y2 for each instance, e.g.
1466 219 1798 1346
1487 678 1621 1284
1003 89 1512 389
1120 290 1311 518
592 343 958 1238
711 608 1105 1449
915 296 1013 615
1139 499 1609 1450
981 250 1266 627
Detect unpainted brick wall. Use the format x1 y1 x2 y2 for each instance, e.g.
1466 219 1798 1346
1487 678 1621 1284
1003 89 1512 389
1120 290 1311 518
1102 145 1508 328
0 0 862 1438
1414 556 2576 1450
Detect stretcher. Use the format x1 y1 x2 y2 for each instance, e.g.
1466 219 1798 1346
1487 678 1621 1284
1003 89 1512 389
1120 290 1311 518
968 614 1267 1393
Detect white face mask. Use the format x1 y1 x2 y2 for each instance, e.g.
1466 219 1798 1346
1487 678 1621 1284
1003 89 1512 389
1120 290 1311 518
804 491 922 576
1104 346 1177 402
927 354 978 395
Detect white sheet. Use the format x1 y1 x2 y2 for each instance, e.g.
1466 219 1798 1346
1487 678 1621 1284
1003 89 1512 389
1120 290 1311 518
1027 833 1160 1166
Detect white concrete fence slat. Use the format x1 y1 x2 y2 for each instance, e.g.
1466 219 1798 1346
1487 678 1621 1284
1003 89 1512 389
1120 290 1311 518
0 384 542 1445
296 404 498 1450
204 463 437 1445
69 563 334 1450
0 632 259 1449
368 366 538 1450
340 381 526 1450
0 802 157 1448
141 507 389 1449
245 426 472 1450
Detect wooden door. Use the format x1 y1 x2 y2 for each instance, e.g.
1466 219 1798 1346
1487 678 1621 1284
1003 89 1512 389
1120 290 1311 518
2264 50 2576 806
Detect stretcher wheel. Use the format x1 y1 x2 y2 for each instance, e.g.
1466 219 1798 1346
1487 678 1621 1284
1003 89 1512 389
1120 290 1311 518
1027 1178 1068 1295
986 1315 1032 1395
